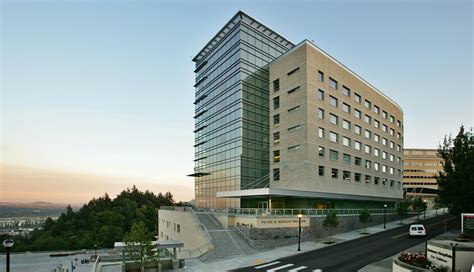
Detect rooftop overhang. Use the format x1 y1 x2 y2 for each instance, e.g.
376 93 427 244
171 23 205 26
216 188 402 202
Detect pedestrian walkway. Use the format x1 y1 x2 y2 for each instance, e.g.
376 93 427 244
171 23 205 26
184 209 446 271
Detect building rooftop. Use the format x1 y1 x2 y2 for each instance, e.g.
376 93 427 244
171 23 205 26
192 10 294 63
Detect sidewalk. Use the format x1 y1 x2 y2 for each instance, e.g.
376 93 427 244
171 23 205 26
184 209 447 271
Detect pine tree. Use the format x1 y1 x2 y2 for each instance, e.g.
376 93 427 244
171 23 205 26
359 208 372 234
437 126 474 215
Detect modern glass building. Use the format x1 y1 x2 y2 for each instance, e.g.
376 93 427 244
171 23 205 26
189 11 294 208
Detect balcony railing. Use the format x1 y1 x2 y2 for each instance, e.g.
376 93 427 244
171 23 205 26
215 208 396 217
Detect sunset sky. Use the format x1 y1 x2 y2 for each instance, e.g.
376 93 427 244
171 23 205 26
1 0 472 204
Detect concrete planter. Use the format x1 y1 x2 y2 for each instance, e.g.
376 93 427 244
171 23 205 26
392 257 430 272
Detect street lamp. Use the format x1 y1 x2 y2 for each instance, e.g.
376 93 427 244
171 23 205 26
3 239 14 272
383 204 387 229
297 214 303 251
423 200 427 218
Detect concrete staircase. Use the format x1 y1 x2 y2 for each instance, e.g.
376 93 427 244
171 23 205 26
195 213 257 262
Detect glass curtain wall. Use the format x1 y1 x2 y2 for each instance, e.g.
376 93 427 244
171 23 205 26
193 14 293 208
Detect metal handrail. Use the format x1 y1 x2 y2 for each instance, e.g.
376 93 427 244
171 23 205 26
220 208 396 217
232 225 256 247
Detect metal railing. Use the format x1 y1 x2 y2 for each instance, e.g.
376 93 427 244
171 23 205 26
218 208 396 217
232 225 256 247
178 241 214 258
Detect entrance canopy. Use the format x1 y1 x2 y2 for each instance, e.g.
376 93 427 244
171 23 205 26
216 188 401 202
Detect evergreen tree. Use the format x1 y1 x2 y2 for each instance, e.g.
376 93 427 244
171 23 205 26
412 197 427 220
437 126 474 215
124 222 154 272
359 208 372 234
396 201 410 224
322 210 339 243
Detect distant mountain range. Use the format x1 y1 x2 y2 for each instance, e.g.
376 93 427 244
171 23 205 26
0 201 82 209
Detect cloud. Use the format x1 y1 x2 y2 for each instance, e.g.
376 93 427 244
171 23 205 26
0 164 194 205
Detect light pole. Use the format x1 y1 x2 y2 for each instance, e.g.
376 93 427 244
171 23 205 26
383 204 387 229
423 200 427 218
3 239 14 272
297 214 302 251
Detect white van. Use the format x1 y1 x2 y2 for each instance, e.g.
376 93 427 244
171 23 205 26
409 224 426 237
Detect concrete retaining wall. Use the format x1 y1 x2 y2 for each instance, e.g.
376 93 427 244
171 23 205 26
237 214 400 249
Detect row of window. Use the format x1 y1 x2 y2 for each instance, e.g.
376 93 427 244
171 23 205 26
273 146 401 176
317 89 402 140
273 166 401 188
316 70 402 128
317 127 402 161
317 107 402 145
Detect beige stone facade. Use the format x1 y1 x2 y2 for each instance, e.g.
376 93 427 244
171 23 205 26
403 148 443 199
269 41 404 202
158 208 212 258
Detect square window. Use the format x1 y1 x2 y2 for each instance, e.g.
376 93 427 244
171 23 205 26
330 149 339 161
343 103 351 113
342 86 351 97
374 105 380 114
318 127 325 138
365 114 371 124
330 95 338 107
330 113 338 125
382 124 388 132
365 175 371 184
365 129 371 139
343 136 351 147
382 111 388 119
343 119 351 130
343 170 351 181
329 77 338 89
330 131 338 143
343 153 351 164
364 99 371 109
374 119 380 128
273 79 280 92
273 150 280 162
318 146 325 157
374 134 380 142
273 96 280 109
355 125 361 134
355 173 361 182
374 177 380 185
331 168 339 179
273 132 280 145
365 160 371 169
354 93 361 103
273 114 280 127
355 157 362 166
273 168 280 180
318 70 324 82
355 141 361 150
355 109 361 119
319 108 325 119
318 89 324 100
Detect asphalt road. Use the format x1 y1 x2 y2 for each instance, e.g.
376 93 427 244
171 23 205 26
234 213 458 272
